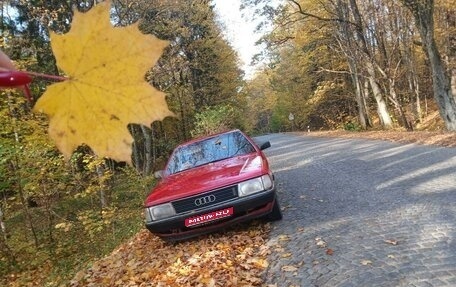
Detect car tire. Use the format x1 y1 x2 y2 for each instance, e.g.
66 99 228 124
266 198 282 221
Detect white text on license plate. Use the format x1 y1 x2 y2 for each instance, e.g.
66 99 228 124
185 207 234 227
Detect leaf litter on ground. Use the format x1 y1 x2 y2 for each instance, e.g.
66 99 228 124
69 222 271 286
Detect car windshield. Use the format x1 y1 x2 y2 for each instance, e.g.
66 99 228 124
166 131 256 174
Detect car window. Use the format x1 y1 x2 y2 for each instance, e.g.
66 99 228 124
166 131 256 174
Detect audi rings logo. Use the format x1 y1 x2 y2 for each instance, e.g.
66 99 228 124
194 194 216 206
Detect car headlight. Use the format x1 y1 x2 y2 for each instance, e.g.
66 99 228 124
238 175 273 197
145 203 176 221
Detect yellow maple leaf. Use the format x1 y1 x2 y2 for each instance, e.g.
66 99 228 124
34 1 172 163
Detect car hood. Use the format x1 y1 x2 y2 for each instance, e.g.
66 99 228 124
145 153 269 206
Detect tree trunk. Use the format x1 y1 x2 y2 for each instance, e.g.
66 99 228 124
424 29 456 130
406 50 423 123
389 78 414 131
0 207 6 239
362 80 373 127
95 163 107 209
129 125 142 172
140 125 152 175
348 0 393 128
452 69 456 101
178 89 190 140
401 0 456 130
444 5 456 106
333 0 375 129
348 60 370 129
366 63 393 128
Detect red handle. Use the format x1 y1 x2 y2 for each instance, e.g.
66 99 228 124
0 70 33 87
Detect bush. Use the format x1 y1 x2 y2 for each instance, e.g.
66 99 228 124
343 121 360 131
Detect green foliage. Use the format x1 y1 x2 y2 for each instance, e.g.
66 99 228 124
0 143 14 192
76 207 117 238
343 121 361 131
239 72 278 133
270 103 289 132
191 104 236 137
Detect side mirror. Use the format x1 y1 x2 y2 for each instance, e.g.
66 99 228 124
154 170 164 179
259 141 271 150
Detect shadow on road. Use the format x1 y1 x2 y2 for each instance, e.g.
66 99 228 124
258 133 456 286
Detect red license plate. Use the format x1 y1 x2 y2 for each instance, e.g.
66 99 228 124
185 207 234 227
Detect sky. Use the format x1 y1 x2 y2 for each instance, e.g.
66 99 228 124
213 0 275 79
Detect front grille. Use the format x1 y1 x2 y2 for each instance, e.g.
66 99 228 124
172 186 238 213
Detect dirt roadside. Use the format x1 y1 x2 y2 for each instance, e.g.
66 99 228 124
298 130 456 148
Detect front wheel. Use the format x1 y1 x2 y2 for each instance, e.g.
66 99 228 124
266 198 282 221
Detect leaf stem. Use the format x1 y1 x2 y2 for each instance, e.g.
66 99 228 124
25 71 68 82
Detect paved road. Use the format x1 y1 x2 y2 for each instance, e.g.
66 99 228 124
258 133 456 287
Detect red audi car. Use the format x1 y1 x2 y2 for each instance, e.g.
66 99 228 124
144 129 282 242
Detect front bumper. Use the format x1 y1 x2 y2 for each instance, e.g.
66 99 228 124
145 187 277 241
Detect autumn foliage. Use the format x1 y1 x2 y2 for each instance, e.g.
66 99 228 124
1 0 455 286
0 1 253 286
69 225 271 287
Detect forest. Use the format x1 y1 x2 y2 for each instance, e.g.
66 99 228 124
0 0 455 285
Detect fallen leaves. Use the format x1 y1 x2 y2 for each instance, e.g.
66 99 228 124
281 265 298 272
281 252 292 258
315 237 327 248
360 259 373 266
69 223 271 286
278 234 291 242
384 239 399 246
305 130 456 148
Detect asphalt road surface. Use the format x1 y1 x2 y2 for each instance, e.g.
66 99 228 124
258 133 456 287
